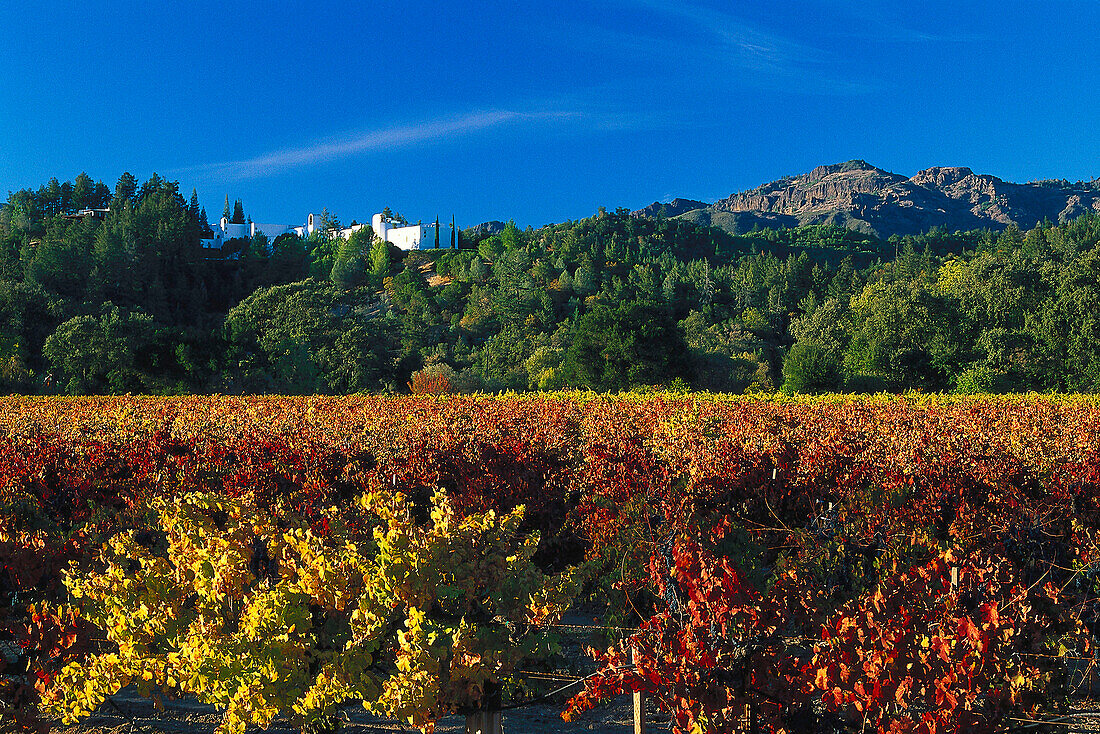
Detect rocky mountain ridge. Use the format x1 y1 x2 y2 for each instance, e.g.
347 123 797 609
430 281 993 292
630 198 710 219
463 220 506 239
634 160 1100 238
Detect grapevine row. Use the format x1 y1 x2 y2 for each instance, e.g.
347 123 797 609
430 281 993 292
3 394 1100 732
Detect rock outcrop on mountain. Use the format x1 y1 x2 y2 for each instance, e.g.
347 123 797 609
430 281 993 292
634 160 1100 238
632 198 709 219
465 220 506 239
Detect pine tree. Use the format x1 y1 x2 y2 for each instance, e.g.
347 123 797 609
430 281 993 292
574 258 597 296
72 172 94 210
93 182 112 208
368 236 390 282
331 229 370 289
114 173 138 204
42 178 63 215
231 199 245 224
468 255 486 281
558 268 574 292
318 208 342 234
699 260 714 307
662 272 677 303
137 173 164 202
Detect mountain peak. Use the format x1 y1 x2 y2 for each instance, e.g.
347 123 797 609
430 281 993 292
909 166 979 188
807 159 883 181
631 198 709 219
637 162 1100 238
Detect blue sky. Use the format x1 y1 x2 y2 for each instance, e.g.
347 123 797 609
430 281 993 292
1 1 1098 228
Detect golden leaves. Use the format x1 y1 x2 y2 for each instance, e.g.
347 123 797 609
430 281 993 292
44 486 584 734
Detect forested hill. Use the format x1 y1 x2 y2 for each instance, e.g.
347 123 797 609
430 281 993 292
635 160 1100 238
5 172 1100 396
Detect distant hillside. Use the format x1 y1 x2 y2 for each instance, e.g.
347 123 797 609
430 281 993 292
634 160 1100 238
464 220 506 240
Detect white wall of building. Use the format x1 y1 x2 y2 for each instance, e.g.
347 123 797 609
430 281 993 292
221 218 250 239
203 216 307 250
337 223 369 240
370 213 391 243
202 211 453 251
387 224 425 250
370 213 450 250
251 222 299 240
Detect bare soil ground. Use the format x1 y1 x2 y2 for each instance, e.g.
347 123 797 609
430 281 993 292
44 692 1100 734
47 687 674 734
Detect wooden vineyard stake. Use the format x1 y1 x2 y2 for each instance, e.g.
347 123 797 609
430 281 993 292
633 646 647 734
465 709 502 734
466 681 503 734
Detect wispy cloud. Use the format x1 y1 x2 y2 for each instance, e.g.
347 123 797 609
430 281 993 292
172 109 574 181
591 0 878 96
875 27 986 44
632 0 825 74
822 4 988 45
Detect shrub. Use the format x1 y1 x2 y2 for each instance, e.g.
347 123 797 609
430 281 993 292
954 363 997 394
781 340 843 393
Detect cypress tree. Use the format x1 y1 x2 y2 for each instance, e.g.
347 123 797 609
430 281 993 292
451 215 457 249
232 199 245 224
223 195 231 221
434 217 440 248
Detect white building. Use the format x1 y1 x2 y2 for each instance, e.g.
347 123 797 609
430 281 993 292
201 211 452 251
201 214 320 250
372 212 451 251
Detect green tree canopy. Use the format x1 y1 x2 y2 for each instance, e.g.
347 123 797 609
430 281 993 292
43 303 166 394
781 340 844 394
223 280 397 394
562 300 686 391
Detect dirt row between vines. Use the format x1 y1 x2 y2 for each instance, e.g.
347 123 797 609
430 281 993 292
44 693 1100 733
47 687 674 734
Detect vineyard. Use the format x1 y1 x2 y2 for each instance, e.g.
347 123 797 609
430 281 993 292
4 394 1100 734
